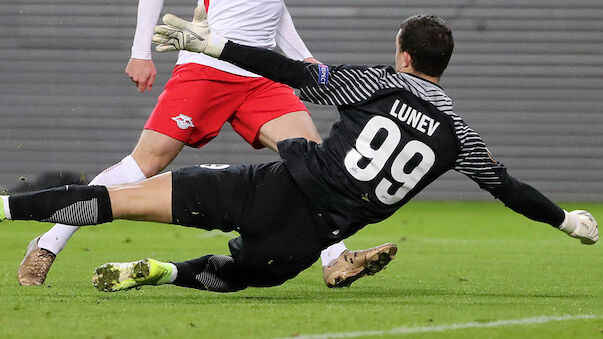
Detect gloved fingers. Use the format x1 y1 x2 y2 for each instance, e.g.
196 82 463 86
192 5 207 24
162 13 193 30
152 34 172 44
154 25 181 38
155 44 178 53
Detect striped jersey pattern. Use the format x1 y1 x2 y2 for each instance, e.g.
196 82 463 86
299 64 505 192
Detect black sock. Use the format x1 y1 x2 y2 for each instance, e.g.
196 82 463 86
173 255 246 292
9 185 113 226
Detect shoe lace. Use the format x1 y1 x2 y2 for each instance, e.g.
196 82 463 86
30 249 55 278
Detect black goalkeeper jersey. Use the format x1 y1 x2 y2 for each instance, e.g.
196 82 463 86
218 42 565 240
277 64 503 239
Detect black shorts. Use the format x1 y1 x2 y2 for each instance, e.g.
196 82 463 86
171 162 330 287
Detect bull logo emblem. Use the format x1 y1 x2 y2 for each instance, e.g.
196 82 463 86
172 114 195 130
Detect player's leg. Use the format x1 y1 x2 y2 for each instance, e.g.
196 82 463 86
89 162 328 293
92 255 246 292
0 169 246 292
90 164 252 293
89 163 282 293
17 131 185 286
257 110 321 151
1 172 172 227
4 174 202 292
234 78 398 287
131 130 186 177
91 246 317 293
18 154 147 285
17 63 239 285
36 155 147 254
35 131 183 253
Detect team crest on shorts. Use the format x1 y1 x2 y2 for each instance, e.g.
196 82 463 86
172 114 195 130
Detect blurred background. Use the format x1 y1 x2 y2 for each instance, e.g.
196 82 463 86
0 0 602 200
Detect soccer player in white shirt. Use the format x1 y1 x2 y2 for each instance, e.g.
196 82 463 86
17 0 396 288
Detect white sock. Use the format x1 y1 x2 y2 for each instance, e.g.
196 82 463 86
1 195 11 219
37 155 146 254
168 263 178 283
320 241 348 267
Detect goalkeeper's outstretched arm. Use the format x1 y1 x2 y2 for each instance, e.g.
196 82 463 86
153 10 377 106
457 150 599 245
220 42 310 89
490 171 598 244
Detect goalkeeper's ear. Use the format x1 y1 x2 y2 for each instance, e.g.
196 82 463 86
192 5 207 24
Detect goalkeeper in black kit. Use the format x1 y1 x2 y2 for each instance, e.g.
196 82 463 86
0 9 597 293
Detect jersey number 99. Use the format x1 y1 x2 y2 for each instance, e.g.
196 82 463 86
344 116 435 205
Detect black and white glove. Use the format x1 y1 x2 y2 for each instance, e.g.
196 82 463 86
152 5 226 58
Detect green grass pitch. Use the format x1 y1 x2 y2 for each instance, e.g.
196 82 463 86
1 201 602 338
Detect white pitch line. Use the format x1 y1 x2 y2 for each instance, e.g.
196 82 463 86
278 314 598 339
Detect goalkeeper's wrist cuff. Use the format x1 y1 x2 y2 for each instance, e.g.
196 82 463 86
204 32 227 58
558 210 574 233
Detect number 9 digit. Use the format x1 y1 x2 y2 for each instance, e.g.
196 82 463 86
375 140 435 205
344 116 400 181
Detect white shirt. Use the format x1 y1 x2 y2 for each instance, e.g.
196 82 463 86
131 0 312 77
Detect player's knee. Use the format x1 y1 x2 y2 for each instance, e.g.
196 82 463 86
132 153 170 178
132 130 185 177
258 111 322 146
136 161 161 178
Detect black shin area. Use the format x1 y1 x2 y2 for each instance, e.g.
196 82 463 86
9 185 113 226
173 255 246 292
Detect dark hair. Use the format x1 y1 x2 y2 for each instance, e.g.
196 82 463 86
398 15 454 77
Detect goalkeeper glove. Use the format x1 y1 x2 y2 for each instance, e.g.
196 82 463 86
559 210 599 245
152 5 226 58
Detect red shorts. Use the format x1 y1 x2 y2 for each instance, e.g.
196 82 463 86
144 63 309 148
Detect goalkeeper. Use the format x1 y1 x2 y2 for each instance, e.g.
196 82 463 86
17 0 396 289
0 11 597 293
